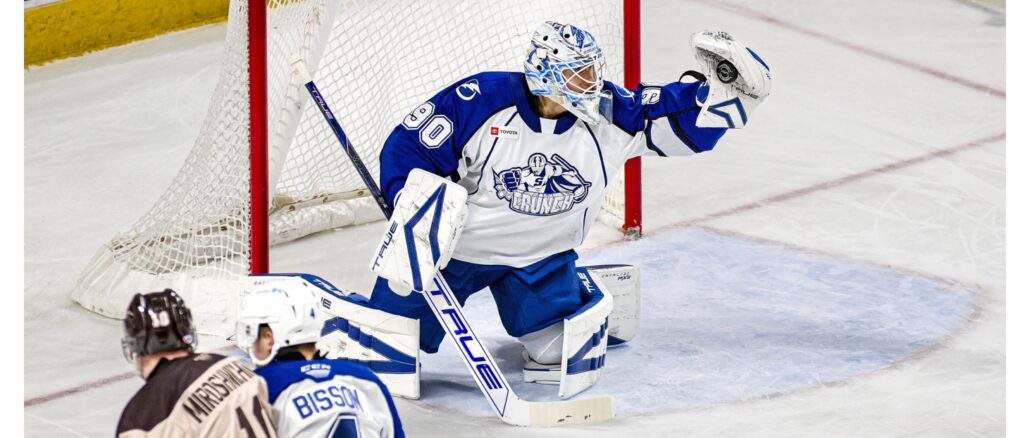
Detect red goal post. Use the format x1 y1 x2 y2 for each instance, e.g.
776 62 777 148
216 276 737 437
248 0 644 278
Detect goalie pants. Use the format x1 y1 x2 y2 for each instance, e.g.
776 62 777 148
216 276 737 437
368 249 588 354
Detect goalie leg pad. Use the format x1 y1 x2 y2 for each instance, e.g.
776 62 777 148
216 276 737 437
558 268 614 399
313 281 421 400
511 262 630 392
580 264 640 346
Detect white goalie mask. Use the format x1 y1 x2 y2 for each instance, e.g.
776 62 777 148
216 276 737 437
524 21 611 125
236 277 322 366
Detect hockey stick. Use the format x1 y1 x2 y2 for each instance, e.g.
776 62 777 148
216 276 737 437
292 59 614 427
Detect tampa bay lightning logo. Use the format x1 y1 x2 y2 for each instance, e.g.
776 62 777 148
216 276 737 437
456 79 480 101
553 23 596 51
492 153 591 216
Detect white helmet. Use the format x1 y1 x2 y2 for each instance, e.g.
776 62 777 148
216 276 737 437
528 153 548 173
524 21 608 124
236 276 322 366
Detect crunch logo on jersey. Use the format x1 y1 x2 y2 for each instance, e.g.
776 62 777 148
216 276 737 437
492 153 591 216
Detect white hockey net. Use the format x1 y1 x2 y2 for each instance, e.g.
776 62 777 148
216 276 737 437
73 0 629 334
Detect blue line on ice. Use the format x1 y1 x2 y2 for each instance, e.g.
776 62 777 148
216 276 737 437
417 228 975 415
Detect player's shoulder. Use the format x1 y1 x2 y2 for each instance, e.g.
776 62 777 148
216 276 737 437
602 80 638 104
123 353 235 401
257 358 384 402
439 71 516 100
426 71 521 117
118 353 233 433
599 80 646 134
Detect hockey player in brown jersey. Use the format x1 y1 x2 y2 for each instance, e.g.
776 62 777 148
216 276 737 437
117 289 277 438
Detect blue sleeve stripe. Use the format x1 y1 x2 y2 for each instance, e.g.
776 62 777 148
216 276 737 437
471 111 519 195
580 208 589 242
643 120 669 157
584 124 608 186
469 136 499 196
667 112 705 154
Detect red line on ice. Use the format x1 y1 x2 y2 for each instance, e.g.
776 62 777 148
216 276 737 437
678 132 1005 226
25 345 236 408
24 372 137 407
693 0 1006 98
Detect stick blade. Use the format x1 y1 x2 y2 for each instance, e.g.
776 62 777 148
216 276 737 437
502 396 615 427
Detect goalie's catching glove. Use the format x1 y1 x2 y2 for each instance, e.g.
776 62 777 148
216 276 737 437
689 30 772 129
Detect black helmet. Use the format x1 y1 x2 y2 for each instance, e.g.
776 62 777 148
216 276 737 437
121 289 197 362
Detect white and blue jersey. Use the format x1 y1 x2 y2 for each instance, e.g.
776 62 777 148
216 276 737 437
380 72 726 268
256 358 404 438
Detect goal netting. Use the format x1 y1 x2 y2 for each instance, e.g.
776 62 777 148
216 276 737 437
72 0 637 334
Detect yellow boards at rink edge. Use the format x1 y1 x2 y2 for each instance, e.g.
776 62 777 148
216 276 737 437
24 0 230 67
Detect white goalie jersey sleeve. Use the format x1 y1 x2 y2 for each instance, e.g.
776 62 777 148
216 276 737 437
255 358 405 438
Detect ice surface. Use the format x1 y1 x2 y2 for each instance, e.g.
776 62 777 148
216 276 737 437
24 0 1004 436
420 227 977 416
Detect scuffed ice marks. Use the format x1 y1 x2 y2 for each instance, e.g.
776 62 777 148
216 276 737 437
419 227 975 415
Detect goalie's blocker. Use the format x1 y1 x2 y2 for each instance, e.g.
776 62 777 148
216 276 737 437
370 168 468 294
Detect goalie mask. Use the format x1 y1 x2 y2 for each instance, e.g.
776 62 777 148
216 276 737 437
121 289 197 363
524 21 610 125
236 277 322 366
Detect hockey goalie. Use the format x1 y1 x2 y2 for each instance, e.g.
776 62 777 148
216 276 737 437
317 23 772 399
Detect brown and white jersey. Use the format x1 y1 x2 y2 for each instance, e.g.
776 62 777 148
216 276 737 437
117 353 276 438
